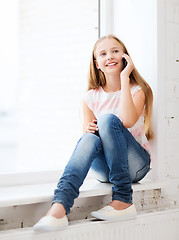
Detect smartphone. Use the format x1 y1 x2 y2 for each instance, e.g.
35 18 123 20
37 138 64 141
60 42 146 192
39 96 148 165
94 130 99 137
122 57 127 69
93 120 99 137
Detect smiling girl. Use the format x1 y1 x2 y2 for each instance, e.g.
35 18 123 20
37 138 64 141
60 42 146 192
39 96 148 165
34 35 153 232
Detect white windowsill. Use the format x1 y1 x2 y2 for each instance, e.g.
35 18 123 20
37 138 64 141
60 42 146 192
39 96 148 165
0 178 165 208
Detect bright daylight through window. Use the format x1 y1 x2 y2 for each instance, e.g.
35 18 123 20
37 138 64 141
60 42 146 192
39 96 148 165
0 0 99 173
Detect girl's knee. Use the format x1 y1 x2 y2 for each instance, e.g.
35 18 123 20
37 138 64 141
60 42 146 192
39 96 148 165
97 114 123 132
97 113 115 127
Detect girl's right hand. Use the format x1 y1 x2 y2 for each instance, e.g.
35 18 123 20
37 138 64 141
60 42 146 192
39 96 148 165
86 120 99 134
120 54 134 81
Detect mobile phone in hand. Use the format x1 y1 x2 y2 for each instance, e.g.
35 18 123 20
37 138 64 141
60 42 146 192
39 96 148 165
93 120 99 137
122 57 127 69
94 130 99 137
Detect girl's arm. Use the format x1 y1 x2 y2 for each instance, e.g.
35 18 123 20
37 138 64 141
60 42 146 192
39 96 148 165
119 54 145 128
82 101 98 134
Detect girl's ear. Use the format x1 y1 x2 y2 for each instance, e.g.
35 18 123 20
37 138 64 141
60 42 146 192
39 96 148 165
94 60 100 70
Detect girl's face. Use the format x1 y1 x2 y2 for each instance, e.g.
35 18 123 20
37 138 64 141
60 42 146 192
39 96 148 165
94 38 124 76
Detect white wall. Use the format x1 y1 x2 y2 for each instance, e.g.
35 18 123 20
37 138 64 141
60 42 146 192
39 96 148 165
0 0 19 111
0 0 19 172
164 0 179 179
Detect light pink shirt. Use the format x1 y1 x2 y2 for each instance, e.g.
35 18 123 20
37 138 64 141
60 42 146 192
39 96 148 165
83 85 151 153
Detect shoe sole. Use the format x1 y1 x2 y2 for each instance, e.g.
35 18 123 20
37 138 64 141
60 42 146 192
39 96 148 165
91 211 137 221
33 223 68 232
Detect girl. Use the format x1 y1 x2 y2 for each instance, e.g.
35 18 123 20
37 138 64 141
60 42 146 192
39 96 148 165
33 35 153 232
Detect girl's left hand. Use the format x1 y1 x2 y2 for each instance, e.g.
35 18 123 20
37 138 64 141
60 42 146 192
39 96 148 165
120 54 134 80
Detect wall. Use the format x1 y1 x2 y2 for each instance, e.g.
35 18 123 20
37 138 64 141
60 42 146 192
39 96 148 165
0 0 19 172
164 0 179 180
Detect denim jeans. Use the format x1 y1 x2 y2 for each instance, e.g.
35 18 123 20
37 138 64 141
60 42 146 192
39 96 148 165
53 114 151 214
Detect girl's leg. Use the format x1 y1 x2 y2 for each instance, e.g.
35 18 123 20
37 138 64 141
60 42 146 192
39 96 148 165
51 133 103 215
34 133 103 231
90 114 151 220
91 114 151 205
97 114 133 204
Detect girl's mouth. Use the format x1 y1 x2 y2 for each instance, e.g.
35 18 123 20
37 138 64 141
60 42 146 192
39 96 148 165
106 62 118 67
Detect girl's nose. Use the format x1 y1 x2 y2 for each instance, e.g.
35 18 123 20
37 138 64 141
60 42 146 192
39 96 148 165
107 53 114 60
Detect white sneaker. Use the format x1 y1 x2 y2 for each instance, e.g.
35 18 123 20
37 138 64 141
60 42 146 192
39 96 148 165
33 215 68 232
91 204 137 221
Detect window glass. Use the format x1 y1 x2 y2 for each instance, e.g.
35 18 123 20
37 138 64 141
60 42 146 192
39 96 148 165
0 0 99 173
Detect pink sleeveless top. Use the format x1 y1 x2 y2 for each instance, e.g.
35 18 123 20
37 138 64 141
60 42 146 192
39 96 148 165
83 85 151 154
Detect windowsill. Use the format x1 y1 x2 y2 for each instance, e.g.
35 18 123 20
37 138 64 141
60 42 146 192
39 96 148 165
0 178 165 208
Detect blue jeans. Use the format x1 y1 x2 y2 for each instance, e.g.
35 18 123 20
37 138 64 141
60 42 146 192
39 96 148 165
53 114 151 214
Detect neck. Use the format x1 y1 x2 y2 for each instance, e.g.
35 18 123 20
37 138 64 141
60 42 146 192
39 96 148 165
103 74 121 93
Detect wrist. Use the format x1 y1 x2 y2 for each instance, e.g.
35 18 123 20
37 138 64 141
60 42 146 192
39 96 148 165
121 77 130 87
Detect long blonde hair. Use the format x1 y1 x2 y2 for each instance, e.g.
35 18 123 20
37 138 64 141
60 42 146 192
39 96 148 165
88 35 154 140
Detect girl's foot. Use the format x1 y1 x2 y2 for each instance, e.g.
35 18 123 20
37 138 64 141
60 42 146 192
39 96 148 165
46 203 66 218
109 200 132 210
33 203 68 232
91 201 136 221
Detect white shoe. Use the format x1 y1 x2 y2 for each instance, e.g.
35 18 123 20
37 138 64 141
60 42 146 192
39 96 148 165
91 204 137 221
33 215 68 232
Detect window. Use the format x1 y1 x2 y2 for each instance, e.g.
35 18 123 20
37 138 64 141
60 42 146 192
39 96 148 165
1 0 162 184
0 0 99 174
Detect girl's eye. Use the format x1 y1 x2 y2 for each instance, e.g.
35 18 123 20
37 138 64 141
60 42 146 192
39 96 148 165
113 50 118 53
100 52 106 56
